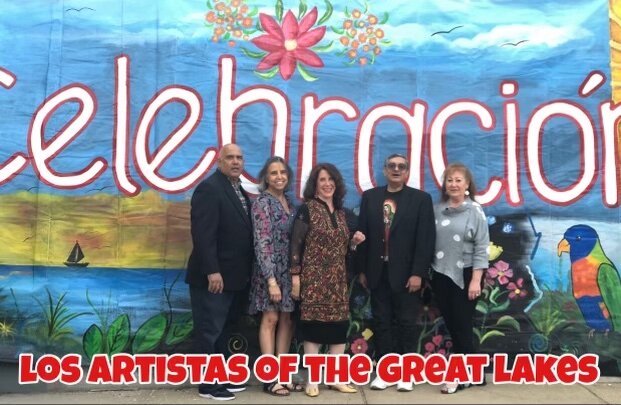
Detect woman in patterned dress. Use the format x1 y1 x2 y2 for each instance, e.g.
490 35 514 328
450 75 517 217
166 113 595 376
248 156 302 396
290 163 365 397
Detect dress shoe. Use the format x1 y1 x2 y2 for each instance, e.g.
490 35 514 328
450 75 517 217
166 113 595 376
327 384 357 393
370 376 397 390
397 381 413 392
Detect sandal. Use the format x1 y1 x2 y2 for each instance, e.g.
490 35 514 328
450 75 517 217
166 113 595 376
284 382 304 392
440 382 462 394
327 384 357 393
263 382 290 397
305 384 319 397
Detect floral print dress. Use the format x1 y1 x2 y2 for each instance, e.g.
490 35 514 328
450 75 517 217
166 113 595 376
249 191 296 314
290 198 350 343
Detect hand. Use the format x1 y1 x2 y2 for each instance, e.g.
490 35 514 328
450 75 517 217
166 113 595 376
207 273 224 294
405 275 422 293
468 279 482 301
291 275 300 300
351 231 366 250
358 273 368 291
269 282 282 303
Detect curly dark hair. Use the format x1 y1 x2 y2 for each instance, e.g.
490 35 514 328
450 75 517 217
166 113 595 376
303 163 346 209
256 156 293 192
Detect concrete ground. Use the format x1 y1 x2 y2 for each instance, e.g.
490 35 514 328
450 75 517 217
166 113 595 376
1 362 620 404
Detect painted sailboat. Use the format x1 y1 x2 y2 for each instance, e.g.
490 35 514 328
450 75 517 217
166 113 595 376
64 241 89 267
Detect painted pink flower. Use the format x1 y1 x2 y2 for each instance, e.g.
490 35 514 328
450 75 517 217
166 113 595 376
252 7 326 80
432 334 443 346
487 260 513 285
424 342 435 353
507 277 527 299
351 337 368 354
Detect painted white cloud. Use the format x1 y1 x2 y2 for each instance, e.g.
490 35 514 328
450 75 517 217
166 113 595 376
450 24 592 50
377 22 592 54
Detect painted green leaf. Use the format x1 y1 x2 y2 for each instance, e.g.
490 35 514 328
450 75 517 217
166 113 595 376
480 329 505 344
206 0 213 9
317 0 333 25
475 300 489 314
489 286 502 305
380 39 391 45
83 324 104 361
248 6 258 17
276 0 283 22
165 313 194 346
313 40 333 52
379 12 389 25
254 67 279 79
344 6 350 17
489 299 511 313
331 26 344 35
370 52 376 64
107 314 130 355
297 63 318 81
362 0 369 13
132 313 166 353
496 315 521 332
240 47 266 58
299 0 307 18
223 32 231 40
472 327 482 342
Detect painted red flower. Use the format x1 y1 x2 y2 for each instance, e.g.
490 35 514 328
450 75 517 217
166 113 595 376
252 7 326 80
351 337 368 354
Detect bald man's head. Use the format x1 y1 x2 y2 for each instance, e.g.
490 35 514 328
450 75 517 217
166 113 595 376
217 144 244 180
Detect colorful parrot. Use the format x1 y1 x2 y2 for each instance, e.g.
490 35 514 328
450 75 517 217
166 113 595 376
557 225 621 333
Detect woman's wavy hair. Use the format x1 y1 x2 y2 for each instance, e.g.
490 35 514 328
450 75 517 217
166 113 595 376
257 156 294 192
440 162 478 202
303 163 346 209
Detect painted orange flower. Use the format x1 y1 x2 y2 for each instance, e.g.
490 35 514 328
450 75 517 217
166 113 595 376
252 7 326 80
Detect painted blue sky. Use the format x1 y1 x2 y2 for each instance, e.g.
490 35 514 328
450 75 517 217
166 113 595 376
0 0 615 220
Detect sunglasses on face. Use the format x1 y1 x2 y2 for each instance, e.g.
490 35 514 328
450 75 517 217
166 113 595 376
386 163 408 171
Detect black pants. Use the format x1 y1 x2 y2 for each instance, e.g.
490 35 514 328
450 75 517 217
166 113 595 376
430 267 479 354
189 286 246 393
370 267 421 359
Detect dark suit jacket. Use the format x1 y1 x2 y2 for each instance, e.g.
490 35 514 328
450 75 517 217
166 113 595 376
355 185 436 292
185 169 253 291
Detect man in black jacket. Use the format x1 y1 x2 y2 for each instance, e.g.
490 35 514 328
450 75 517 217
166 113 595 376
355 153 436 392
185 143 253 400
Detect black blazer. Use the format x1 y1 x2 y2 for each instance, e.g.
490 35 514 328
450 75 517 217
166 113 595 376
185 169 253 291
355 185 436 292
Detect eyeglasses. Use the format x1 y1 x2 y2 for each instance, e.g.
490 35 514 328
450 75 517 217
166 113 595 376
385 163 408 171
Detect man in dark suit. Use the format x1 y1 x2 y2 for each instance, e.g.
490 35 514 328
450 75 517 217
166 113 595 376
355 153 436 392
185 143 253 400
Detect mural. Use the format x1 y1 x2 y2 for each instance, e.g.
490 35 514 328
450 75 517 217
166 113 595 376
1 0 621 376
